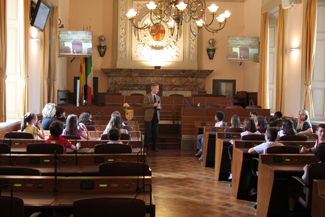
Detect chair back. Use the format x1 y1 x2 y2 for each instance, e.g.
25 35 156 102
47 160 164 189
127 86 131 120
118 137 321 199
0 143 10 153
130 93 144 96
185 104 200 108
100 134 109 140
120 133 131 140
0 167 41 176
224 128 243 133
94 144 132 153
123 126 133 131
169 94 184 97
4 132 34 139
280 135 307 141
86 125 96 131
241 135 265 140
299 163 325 208
129 103 143 107
226 105 242 109
27 143 64 154
0 196 24 217
61 135 81 140
265 146 300 154
258 127 267 133
99 162 151 176
73 198 146 217
205 105 222 108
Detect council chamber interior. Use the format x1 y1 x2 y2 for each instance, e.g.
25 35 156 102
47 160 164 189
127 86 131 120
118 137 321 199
0 0 325 217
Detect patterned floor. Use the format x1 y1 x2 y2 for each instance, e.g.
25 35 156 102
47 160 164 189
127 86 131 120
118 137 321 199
146 149 256 217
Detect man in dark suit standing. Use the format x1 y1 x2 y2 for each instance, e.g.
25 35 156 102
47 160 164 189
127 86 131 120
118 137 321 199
143 84 161 152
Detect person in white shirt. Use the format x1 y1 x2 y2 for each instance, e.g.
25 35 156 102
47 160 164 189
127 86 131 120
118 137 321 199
248 128 284 154
196 111 225 160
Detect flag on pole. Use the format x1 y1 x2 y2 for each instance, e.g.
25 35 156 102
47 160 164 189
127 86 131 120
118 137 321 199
86 56 93 103
79 57 94 105
79 57 86 104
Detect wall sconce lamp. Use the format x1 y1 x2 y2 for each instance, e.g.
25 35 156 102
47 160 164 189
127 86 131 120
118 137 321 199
291 39 299 51
58 19 64 28
97 35 107 57
206 38 216 60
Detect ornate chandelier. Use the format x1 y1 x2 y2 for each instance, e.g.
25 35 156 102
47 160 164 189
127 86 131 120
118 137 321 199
126 0 231 37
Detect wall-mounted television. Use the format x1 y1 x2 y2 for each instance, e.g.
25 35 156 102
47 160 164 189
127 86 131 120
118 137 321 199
58 31 93 57
227 36 259 62
30 0 50 32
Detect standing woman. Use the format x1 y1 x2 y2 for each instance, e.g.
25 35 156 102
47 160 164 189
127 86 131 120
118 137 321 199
41 103 56 130
296 110 313 134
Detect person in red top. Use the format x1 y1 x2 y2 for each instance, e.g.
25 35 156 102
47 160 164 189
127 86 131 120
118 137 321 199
46 121 81 154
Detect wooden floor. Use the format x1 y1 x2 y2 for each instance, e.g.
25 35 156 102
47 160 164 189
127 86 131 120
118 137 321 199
146 149 256 217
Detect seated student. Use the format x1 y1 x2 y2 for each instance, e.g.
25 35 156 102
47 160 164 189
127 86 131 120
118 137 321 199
269 111 283 127
78 112 94 130
230 115 242 128
300 124 325 153
41 103 56 130
62 114 89 139
102 116 128 136
22 113 45 139
81 110 93 125
196 111 225 161
46 121 80 154
107 128 123 144
248 128 284 154
278 119 297 138
55 107 66 123
241 118 261 137
287 143 325 217
250 111 259 127
257 116 267 129
110 111 126 126
296 110 313 134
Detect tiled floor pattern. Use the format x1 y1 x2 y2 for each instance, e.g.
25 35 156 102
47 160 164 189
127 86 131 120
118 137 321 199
146 149 256 217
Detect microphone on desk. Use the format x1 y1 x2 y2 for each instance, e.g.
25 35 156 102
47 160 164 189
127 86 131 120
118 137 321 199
53 150 58 193
92 109 104 131
205 98 208 107
183 98 191 108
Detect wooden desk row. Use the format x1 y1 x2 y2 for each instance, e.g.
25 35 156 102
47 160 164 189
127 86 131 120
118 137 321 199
42 130 142 140
0 138 143 153
312 179 325 217
231 141 315 200
182 107 270 135
1 175 155 216
257 154 316 217
0 153 146 166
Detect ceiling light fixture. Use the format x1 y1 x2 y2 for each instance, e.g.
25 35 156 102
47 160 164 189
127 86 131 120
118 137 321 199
126 1 231 38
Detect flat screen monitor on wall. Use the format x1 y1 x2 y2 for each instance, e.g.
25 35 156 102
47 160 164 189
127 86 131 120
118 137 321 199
227 36 259 62
30 0 50 32
58 31 93 57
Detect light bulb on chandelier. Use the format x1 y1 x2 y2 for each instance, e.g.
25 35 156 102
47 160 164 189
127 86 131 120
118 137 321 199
126 0 231 39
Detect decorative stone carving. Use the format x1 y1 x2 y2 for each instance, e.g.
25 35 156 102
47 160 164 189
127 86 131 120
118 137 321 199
101 68 213 94
119 0 127 58
131 2 183 62
189 19 196 61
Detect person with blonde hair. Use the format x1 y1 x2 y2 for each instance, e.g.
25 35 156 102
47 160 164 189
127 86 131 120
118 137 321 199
41 103 56 130
296 110 313 134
